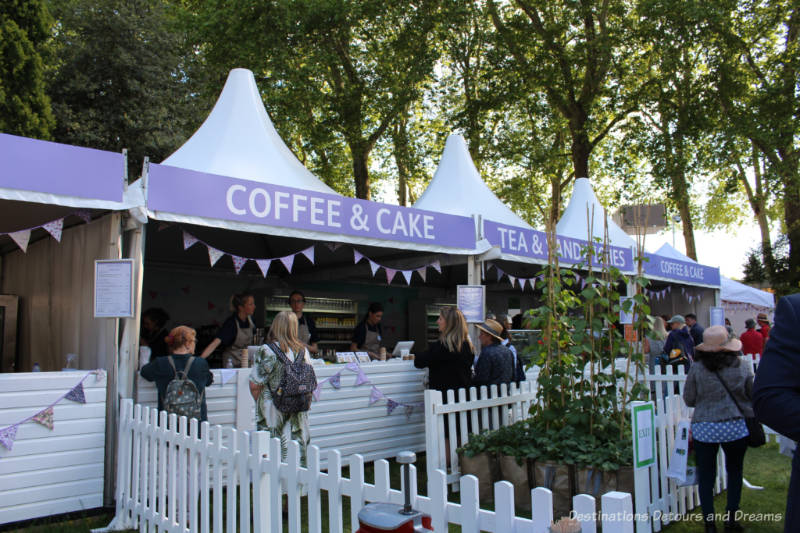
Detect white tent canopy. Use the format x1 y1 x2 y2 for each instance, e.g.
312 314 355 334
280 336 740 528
414 134 531 229
162 68 336 195
653 243 773 308
556 178 637 250
149 70 478 254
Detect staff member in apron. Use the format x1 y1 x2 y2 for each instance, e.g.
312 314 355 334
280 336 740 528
289 290 319 355
350 302 384 360
200 292 256 366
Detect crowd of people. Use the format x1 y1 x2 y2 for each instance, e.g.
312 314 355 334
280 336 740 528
639 309 782 533
137 291 800 533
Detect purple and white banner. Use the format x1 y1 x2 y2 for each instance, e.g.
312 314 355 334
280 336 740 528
484 220 634 271
148 164 476 250
0 133 124 202
644 253 720 286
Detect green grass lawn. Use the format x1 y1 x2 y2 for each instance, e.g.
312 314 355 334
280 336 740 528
4 445 790 533
661 442 790 533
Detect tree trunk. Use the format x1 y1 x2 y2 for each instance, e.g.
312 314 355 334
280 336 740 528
784 167 800 290
747 146 775 279
570 129 591 179
392 116 410 206
351 145 371 200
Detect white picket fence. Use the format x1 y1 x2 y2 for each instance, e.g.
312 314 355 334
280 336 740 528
104 398 638 533
423 363 773 533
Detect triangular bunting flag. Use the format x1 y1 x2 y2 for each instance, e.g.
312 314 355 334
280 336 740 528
416 267 427 282
496 267 504 282
0 424 18 451
255 259 271 277
355 369 369 386
508 275 516 287
369 261 380 276
43 219 64 242
232 255 247 275
312 384 322 401
404 404 414 419
65 382 86 403
32 407 54 430
385 268 397 284
280 254 295 273
183 231 199 250
220 368 237 386
9 229 31 252
301 246 315 264
74 210 92 223
329 372 341 389
401 270 413 284
354 250 364 263
208 246 224 266
386 399 399 415
432 260 441 273
345 362 360 373
369 386 383 405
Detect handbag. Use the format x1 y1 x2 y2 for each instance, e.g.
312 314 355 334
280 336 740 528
713 371 766 448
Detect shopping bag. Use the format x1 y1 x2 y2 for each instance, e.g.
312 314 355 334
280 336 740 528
666 419 691 483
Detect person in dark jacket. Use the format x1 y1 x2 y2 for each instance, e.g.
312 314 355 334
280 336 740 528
684 326 752 533
140 307 170 361
414 306 474 394
473 319 514 388
141 326 214 422
753 294 800 533
661 315 695 369
414 307 474 464
686 313 705 348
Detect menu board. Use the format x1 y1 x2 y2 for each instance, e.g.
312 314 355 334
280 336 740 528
457 285 485 323
94 259 134 318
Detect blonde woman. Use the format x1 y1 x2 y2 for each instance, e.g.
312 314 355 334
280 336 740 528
414 307 475 463
249 311 313 463
644 316 668 373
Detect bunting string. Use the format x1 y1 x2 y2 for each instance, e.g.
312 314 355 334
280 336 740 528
181 229 315 277
352 248 441 286
312 361 423 417
0 370 104 453
1 211 92 253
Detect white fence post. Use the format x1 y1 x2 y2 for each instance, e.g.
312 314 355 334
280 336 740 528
424 389 443 484
602 491 634 533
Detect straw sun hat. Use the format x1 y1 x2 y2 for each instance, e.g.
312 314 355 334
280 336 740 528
475 319 504 341
695 325 742 353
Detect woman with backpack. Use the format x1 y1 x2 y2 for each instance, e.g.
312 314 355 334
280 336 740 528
140 326 213 422
249 311 315 464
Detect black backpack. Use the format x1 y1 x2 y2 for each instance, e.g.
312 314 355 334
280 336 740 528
267 342 317 414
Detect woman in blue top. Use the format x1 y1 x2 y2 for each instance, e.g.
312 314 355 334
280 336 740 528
683 326 752 533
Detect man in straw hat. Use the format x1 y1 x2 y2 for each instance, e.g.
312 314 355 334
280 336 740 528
753 293 800 533
473 319 514 388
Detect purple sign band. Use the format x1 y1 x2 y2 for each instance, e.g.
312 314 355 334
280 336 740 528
644 253 720 286
0 133 124 202
484 220 634 271
147 163 476 249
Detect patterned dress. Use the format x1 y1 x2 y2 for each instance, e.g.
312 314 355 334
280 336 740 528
249 344 312 465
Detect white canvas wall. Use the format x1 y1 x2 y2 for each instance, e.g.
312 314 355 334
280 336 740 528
1 214 121 371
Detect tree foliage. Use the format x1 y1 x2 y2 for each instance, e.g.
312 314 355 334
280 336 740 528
0 0 54 138
47 0 199 178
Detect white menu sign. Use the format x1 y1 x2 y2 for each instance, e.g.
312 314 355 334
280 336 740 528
94 259 134 318
457 285 486 323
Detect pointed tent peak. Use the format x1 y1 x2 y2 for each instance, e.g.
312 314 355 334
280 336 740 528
414 133 532 229
556 177 636 248
162 68 337 195
654 242 695 262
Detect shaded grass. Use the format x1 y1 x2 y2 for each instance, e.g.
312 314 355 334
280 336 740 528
662 442 790 533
